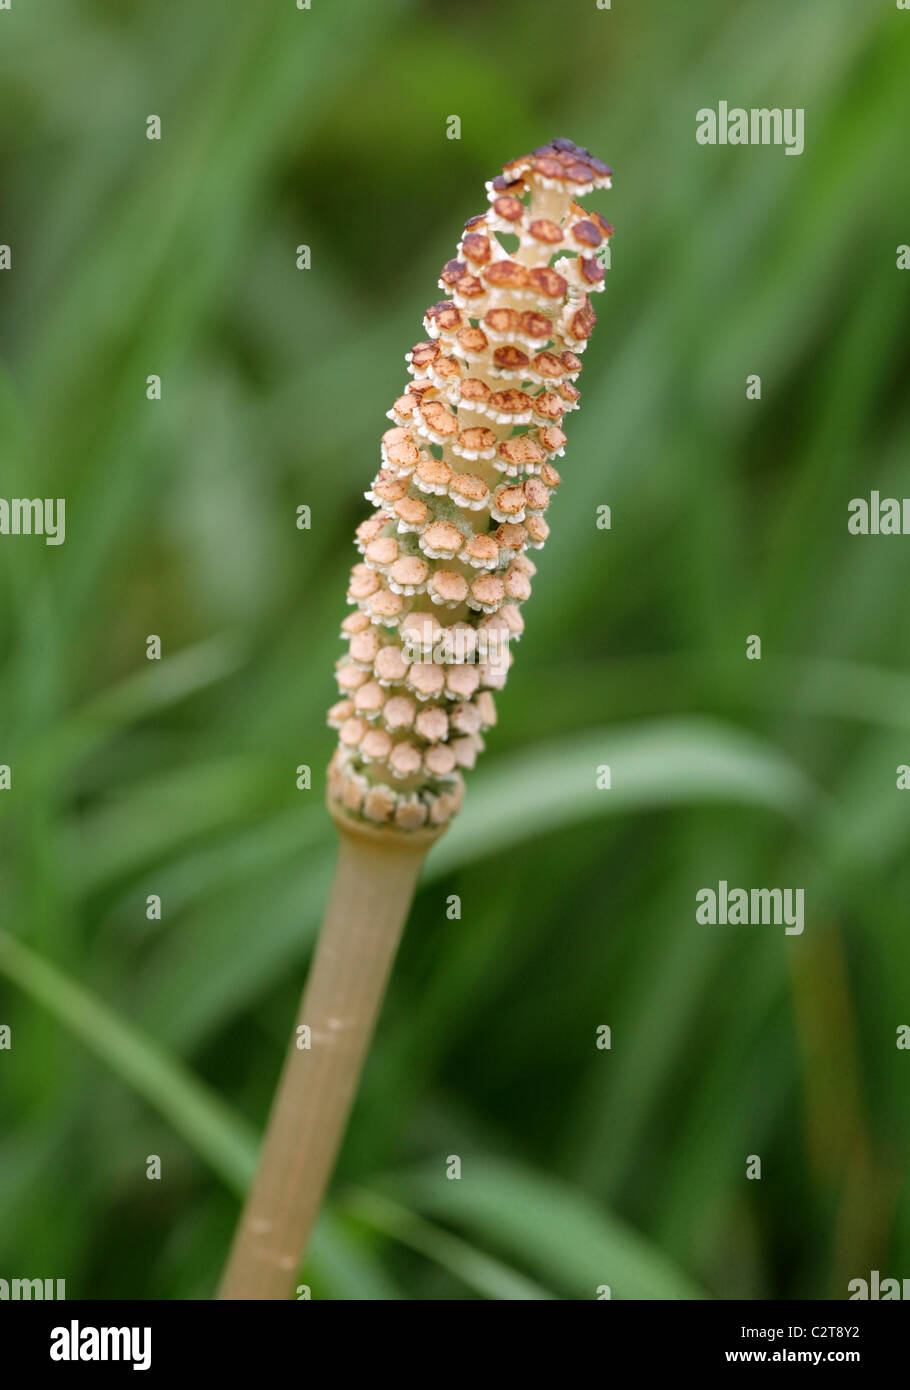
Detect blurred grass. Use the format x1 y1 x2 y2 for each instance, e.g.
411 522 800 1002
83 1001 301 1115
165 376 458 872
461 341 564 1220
1 0 909 1298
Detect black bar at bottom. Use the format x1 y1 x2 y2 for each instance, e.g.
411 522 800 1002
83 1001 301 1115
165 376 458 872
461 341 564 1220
1 1298 905 1375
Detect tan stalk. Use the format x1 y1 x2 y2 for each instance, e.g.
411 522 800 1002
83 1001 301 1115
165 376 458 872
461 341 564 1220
218 812 444 1299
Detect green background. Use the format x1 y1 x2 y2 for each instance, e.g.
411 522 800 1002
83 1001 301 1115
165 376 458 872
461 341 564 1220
1 0 909 1299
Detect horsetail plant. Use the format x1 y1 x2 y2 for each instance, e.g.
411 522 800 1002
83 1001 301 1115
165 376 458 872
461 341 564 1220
219 139 613 1299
